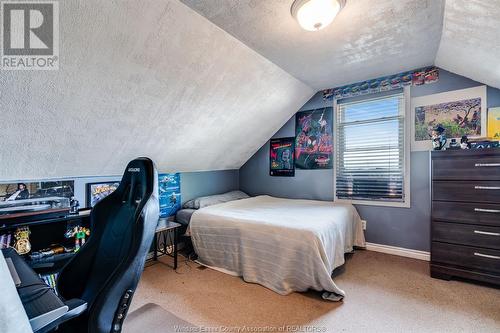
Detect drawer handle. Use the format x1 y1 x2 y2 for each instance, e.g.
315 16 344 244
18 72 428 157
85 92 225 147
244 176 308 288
474 186 500 190
475 163 500 167
474 230 500 236
474 208 500 213
474 252 500 260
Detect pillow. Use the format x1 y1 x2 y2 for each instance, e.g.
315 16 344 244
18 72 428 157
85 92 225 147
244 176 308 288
183 190 249 209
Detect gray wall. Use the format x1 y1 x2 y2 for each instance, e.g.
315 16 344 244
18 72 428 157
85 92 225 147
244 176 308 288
181 170 239 204
240 69 500 252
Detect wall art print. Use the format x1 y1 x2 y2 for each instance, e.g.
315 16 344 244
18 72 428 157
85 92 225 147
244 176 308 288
0 180 75 218
270 137 295 177
86 182 120 208
488 107 500 139
411 86 487 151
295 107 333 169
158 173 181 218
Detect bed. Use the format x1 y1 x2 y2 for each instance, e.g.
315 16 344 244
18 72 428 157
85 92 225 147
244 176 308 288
189 195 365 301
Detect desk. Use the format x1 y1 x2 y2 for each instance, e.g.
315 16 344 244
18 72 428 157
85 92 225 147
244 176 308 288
150 221 181 269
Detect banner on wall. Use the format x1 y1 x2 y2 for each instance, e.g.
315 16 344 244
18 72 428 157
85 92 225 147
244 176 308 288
270 137 295 177
322 67 439 101
295 107 333 169
158 173 181 218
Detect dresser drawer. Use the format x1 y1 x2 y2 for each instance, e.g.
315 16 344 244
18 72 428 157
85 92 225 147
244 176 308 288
433 181 500 204
432 154 500 181
432 222 500 250
432 202 500 226
432 242 500 274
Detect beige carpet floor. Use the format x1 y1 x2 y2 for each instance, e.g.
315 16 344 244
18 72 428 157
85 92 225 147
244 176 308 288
130 250 500 333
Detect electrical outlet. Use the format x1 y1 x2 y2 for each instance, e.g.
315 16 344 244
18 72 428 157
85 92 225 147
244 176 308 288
361 220 367 230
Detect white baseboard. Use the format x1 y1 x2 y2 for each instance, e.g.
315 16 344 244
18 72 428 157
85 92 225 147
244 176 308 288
365 242 430 261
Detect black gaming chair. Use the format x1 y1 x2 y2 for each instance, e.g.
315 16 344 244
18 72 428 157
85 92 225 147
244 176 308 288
51 157 159 333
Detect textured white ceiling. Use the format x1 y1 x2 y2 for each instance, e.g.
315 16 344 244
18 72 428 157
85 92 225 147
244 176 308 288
435 0 500 89
180 0 446 90
0 0 314 180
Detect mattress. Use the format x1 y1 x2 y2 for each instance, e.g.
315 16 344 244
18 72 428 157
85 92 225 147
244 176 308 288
190 195 366 301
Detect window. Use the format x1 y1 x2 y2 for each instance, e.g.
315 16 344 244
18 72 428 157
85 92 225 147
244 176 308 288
335 90 410 207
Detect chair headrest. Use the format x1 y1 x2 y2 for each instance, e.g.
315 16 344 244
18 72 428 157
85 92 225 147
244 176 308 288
116 157 158 206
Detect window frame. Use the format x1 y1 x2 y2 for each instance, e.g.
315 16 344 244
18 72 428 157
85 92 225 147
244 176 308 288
333 86 411 208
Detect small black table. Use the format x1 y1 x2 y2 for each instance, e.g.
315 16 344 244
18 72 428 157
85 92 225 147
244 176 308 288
150 220 181 269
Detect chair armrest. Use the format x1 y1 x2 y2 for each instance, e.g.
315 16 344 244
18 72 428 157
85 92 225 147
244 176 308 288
36 299 87 333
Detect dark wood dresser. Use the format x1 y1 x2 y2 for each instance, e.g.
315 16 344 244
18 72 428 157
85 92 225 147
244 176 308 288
431 148 500 286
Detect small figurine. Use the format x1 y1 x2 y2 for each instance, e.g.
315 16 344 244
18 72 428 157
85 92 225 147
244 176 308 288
460 135 470 149
432 124 447 150
14 227 31 255
65 226 90 252
69 196 80 214
448 138 460 149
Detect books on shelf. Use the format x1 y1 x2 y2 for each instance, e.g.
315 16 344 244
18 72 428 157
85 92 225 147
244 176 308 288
0 233 12 249
39 272 59 295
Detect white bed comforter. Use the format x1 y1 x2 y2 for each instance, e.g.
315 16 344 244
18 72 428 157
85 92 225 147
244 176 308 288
190 195 366 301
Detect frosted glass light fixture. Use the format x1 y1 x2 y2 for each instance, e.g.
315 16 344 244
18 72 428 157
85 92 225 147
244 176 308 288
291 0 346 31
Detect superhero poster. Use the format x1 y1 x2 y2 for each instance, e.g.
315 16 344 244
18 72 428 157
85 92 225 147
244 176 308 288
269 137 295 177
295 107 333 169
158 173 181 218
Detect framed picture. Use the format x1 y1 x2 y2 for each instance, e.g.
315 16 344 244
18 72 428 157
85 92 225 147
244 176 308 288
270 137 295 177
488 107 500 139
0 180 75 220
158 173 181 218
411 86 487 151
86 182 120 208
295 107 333 169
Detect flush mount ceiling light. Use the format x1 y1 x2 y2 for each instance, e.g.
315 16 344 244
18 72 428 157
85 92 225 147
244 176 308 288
291 0 346 31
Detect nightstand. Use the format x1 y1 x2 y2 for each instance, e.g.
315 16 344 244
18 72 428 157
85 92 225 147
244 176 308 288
151 220 182 269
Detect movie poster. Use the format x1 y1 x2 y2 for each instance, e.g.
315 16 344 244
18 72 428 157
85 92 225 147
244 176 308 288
87 182 120 207
295 108 333 169
270 137 295 177
0 180 75 217
158 173 181 218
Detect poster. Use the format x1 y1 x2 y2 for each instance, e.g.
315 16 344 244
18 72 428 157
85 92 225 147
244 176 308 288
323 67 439 101
158 173 181 218
87 182 120 207
411 86 487 151
0 180 75 217
270 137 295 177
488 107 500 139
295 107 333 169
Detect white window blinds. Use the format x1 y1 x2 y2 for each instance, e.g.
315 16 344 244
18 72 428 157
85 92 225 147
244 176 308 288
336 93 406 203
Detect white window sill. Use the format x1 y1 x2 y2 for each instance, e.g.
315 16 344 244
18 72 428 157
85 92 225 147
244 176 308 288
335 198 411 208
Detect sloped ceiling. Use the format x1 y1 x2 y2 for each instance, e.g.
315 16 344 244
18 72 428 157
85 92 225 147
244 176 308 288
435 0 500 89
0 0 314 180
181 0 446 90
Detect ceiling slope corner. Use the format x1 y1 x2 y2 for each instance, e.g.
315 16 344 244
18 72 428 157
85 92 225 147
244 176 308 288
435 0 500 90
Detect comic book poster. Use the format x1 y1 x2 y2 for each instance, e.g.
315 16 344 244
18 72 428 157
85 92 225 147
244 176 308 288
270 137 295 177
158 173 181 218
295 108 333 169
488 107 500 139
87 182 120 207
